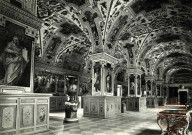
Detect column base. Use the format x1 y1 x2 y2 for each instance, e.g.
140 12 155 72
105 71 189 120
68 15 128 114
64 118 79 123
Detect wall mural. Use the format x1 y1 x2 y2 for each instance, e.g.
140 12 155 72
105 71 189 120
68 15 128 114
34 71 56 93
34 71 67 94
82 11 100 46
62 53 84 72
79 76 91 95
0 21 34 87
131 0 169 14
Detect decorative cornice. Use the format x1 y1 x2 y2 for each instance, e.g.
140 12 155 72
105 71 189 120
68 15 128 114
127 68 142 75
90 52 119 65
145 75 154 81
0 0 42 29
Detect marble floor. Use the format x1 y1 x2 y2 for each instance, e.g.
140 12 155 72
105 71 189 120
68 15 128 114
35 108 192 135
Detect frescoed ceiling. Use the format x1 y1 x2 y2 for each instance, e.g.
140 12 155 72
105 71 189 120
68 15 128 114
36 0 192 83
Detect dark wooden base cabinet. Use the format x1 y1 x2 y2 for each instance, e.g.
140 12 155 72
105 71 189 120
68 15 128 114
50 96 68 111
83 96 121 118
126 97 147 111
147 97 165 108
147 97 158 108
0 93 52 135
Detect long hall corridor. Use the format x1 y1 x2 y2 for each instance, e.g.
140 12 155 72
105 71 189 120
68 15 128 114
35 109 192 135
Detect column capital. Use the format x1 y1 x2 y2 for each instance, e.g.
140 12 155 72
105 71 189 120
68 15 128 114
100 61 107 67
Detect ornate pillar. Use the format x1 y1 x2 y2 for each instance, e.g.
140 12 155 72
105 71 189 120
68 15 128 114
90 52 119 96
155 81 164 97
127 68 142 97
126 68 146 111
145 76 154 97
83 52 122 118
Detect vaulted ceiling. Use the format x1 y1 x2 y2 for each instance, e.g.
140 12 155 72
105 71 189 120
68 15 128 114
36 0 192 83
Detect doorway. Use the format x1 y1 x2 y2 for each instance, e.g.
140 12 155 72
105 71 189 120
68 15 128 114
168 87 178 104
179 91 188 105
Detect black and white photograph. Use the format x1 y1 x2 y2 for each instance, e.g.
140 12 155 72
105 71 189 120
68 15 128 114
1 0 192 135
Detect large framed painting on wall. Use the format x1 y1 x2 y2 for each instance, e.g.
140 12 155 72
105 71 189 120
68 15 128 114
0 21 34 91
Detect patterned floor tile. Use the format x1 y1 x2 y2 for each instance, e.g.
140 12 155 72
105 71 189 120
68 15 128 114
33 108 192 135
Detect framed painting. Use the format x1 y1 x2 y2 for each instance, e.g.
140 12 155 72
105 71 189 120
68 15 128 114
0 21 35 92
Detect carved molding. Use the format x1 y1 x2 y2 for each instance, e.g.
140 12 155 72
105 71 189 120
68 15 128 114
0 0 42 29
90 52 119 65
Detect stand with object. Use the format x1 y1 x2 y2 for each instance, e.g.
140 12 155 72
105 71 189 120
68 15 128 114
64 84 79 123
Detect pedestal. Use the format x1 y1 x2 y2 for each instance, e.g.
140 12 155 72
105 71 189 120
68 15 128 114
0 93 52 135
126 97 147 111
64 102 78 123
83 96 121 118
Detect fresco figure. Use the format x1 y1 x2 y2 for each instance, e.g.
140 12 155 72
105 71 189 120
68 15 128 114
106 72 112 93
130 82 135 95
0 36 29 85
94 67 100 92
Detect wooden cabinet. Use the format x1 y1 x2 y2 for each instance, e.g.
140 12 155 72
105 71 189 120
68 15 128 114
83 96 121 118
0 93 51 135
50 96 68 111
146 97 165 108
126 97 147 111
146 97 159 108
